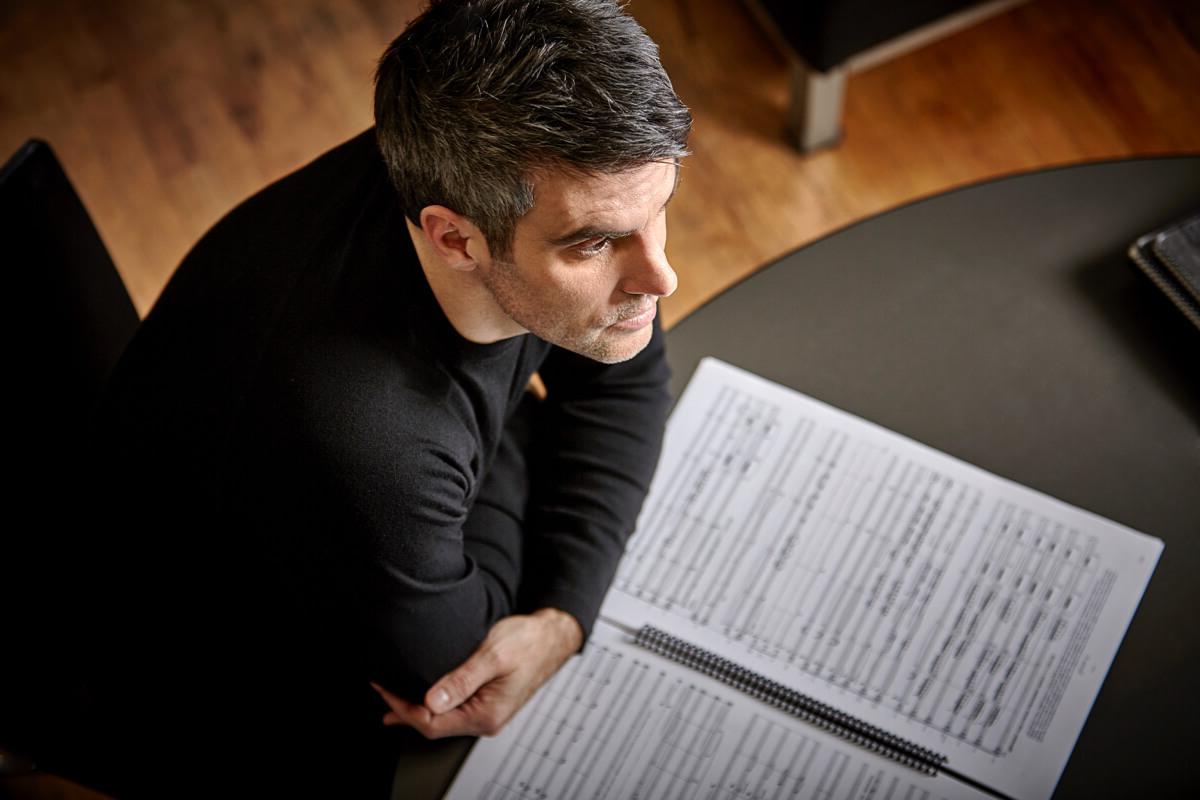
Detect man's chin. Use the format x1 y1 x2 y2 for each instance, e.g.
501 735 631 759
572 325 653 364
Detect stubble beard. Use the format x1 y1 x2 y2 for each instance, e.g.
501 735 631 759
482 259 651 364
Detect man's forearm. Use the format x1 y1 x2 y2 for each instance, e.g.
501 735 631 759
519 320 672 639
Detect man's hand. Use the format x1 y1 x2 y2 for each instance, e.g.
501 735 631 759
370 607 583 738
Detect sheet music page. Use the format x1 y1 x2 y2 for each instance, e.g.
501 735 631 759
600 358 1163 800
445 621 993 800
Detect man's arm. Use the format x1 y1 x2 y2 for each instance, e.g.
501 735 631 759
264 315 669 736
252 339 539 703
372 318 671 736
519 315 673 637
352 378 584 736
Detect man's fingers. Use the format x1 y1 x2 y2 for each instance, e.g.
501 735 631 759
370 683 495 738
426 647 502 713
371 682 510 738
370 682 429 727
369 681 409 713
417 697 512 739
418 705 484 738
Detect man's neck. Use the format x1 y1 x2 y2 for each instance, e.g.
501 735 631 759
406 220 526 345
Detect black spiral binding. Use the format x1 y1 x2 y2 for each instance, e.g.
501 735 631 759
634 625 949 776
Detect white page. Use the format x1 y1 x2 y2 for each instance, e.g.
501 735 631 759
445 621 993 800
600 358 1162 800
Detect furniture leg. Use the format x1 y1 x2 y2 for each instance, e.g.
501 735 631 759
789 60 846 151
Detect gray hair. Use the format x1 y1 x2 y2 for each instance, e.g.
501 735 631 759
374 0 692 257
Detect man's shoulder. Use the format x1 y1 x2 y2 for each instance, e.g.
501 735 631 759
188 129 386 258
259 330 473 446
120 129 410 396
229 130 383 223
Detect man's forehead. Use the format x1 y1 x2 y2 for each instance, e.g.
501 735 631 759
523 161 678 240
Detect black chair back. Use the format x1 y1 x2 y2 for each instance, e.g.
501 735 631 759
0 139 140 777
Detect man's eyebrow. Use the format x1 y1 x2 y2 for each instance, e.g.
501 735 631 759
548 164 682 247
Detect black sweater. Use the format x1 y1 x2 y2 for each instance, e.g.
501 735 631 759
90 130 670 790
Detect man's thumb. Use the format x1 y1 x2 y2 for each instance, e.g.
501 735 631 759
426 648 495 713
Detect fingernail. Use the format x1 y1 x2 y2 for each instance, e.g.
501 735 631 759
430 687 451 713
369 682 383 693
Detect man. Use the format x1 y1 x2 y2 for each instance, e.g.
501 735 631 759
85 0 690 796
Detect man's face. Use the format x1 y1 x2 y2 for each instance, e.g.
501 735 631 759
477 160 679 364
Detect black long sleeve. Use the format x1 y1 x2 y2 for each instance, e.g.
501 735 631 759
88 131 672 793
520 317 671 638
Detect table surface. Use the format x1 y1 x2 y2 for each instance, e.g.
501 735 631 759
663 156 1200 799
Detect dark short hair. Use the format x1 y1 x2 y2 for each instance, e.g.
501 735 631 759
374 0 692 257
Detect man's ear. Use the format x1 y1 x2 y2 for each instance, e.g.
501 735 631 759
419 205 490 272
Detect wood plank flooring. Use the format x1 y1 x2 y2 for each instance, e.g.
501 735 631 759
3 0 1197 323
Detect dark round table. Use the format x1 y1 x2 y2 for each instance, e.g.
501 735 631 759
663 157 1200 799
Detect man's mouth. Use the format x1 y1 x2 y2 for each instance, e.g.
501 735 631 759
609 302 657 331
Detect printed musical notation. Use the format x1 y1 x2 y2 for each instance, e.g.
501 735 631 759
470 640 729 800
600 359 1160 799
446 624 986 800
612 381 1112 756
449 359 1160 800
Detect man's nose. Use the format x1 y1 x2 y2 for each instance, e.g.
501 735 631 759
620 242 678 298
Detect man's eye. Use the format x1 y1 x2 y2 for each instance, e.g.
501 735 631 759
577 237 610 256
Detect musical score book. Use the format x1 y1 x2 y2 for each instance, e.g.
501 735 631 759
445 358 1162 800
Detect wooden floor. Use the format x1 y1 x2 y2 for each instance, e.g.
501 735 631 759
2 0 1198 325
1 0 1198 796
